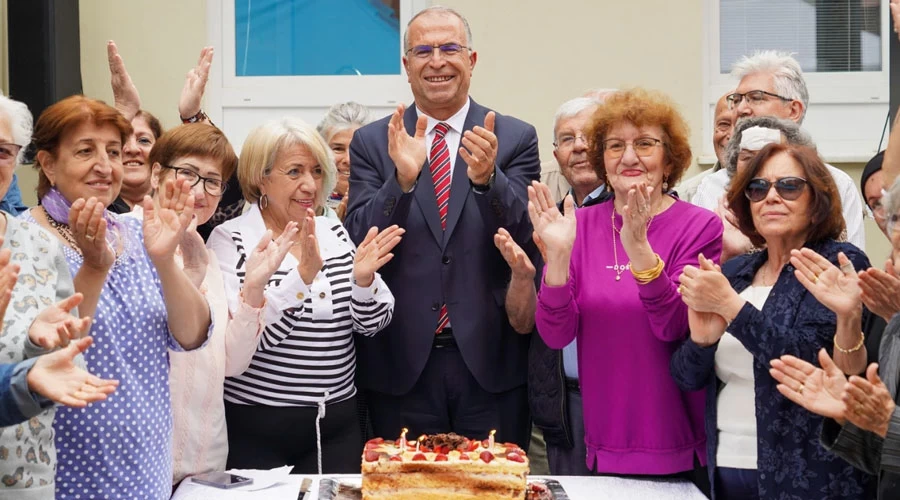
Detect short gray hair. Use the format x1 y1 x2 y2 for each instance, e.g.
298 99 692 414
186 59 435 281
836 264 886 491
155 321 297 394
404 6 473 51
0 94 33 164
732 50 809 124
883 175 900 223
316 102 372 144
552 97 601 140
238 117 337 211
724 116 814 176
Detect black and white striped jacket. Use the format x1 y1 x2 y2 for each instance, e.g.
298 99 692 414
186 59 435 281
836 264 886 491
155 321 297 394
207 204 394 407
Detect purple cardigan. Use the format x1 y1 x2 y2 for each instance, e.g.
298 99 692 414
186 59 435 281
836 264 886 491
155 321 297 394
536 198 723 475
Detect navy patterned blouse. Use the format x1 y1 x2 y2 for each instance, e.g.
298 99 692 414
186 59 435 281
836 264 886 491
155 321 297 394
670 239 874 499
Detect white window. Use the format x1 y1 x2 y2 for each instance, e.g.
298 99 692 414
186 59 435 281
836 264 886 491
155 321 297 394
702 0 889 164
206 0 429 153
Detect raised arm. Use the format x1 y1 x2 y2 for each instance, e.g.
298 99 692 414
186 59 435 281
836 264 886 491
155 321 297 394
178 46 214 125
107 40 141 122
142 179 211 350
495 227 536 334
348 225 401 336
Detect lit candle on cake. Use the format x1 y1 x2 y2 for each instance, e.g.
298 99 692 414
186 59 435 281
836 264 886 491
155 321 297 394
416 435 427 453
488 429 496 449
399 427 409 449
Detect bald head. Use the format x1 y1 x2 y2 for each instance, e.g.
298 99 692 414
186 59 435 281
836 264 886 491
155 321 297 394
713 91 735 166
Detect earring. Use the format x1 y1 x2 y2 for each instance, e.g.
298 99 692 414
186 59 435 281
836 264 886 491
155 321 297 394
662 176 669 192
259 194 269 210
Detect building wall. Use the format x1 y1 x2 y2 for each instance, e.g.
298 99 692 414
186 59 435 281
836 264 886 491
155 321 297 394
4 0 892 262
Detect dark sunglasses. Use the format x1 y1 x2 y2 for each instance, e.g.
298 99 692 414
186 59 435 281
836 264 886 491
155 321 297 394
744 177 808 203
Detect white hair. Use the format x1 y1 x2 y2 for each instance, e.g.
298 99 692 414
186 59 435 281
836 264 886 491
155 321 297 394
0 94 33 163
316 102 372 143
552 97 601 140
883 176 900 225
404 6 473 51
731 50 809 124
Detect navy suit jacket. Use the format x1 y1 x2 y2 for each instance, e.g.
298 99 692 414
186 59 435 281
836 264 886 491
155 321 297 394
344 99 540 395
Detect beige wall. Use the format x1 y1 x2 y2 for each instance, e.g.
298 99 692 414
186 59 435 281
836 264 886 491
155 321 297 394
79 0 207 131
11 0 892 262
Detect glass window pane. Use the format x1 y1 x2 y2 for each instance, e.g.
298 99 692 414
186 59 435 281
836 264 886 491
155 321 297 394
235 0 401 76
719 0 881 74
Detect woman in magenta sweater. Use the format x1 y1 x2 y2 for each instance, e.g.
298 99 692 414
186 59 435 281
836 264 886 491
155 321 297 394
531 88 723 487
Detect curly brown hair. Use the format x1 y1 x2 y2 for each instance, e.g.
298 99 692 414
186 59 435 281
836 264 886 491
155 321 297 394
726 143 844 247
586 88 692 188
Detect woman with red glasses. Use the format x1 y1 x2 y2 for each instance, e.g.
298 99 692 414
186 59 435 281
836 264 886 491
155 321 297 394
671 143 873 499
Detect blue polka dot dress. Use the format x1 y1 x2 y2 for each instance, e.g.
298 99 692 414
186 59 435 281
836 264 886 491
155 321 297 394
23 214 177 499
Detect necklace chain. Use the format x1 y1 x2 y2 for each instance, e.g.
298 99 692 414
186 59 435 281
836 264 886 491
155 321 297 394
611 210 655 281
44 208 82 255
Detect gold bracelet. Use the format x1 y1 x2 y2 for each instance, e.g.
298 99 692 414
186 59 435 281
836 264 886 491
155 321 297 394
631 253 665 284
834 332 865 354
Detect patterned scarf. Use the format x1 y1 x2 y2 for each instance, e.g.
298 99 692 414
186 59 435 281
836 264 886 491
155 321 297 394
40 187 137 261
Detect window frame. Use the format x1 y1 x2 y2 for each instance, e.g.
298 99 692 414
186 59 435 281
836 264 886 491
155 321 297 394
701 0 890 164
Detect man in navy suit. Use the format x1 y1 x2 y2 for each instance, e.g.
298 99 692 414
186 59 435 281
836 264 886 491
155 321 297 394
344 6 539 447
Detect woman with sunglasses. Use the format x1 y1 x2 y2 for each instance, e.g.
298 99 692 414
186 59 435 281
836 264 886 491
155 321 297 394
671 143 873 499
532 88 722 489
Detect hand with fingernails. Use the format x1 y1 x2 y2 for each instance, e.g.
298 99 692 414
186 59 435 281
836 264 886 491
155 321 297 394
526 181 575 287
858 259 900 322
843 363 896 438
179 46 214 121
769 348 849 423
387 104 427 193
142 177 196 264
353 225 405 288
461 112 498 186
243 221 303 308
294 208 324 286
107 40 141 122
678 253 735 346
29 293 93 350
69 197 115 271
790 249 861 317
27 336 119 408
494 228 536 281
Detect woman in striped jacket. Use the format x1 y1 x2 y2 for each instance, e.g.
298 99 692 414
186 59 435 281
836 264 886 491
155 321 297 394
207 117 402 474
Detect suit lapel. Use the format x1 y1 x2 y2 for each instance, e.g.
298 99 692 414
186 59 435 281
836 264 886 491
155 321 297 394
443 100 485 245
882 326 900 399
405 106 443 246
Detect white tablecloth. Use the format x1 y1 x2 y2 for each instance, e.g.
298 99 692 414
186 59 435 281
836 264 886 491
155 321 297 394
173 473 707 500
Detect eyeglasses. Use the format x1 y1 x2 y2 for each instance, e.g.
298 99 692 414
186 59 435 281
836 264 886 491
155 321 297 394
162 166 227 196
726 90 791 110
554 134 589 150
602 138 664 159
869 199 886 220
888 213 900 234
405 43 470 59
744 177 808 203
0 143 22 164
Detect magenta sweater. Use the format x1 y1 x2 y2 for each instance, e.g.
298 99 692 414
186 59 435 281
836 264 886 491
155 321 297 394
536 198 723 475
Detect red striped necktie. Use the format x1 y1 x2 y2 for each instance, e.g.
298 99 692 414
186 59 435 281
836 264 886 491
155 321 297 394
430 122 451 334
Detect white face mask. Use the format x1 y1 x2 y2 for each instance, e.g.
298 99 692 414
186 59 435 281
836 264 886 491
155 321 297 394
739 126 782 151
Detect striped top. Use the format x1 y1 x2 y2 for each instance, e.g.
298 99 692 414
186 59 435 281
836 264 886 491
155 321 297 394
207 204 394 407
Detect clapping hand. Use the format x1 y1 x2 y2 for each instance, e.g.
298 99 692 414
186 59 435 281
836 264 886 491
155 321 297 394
770 348 848 422
27 336 119 408
388 104 427 192
243 221 301 307
619 183 655 250
461 112 498 185
527 182 575 258
178 46 213 121
716 196 753 260
0 244 20 322
142 178 195 263
679 253 735 316
494 228 535 281
296 209 324 285
791 249 861 317
681 254 729 345
844 364 896 438
28 293 93 350
69 197 115 271
353 225 405 287
859 260 900 322
107 40 140 121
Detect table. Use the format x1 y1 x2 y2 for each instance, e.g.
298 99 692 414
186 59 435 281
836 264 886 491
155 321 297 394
173 473 707 500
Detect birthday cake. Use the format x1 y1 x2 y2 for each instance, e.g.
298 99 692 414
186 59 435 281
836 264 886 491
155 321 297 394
361 431 529 500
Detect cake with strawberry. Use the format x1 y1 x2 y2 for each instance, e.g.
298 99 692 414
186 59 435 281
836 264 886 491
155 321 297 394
361 431 529 500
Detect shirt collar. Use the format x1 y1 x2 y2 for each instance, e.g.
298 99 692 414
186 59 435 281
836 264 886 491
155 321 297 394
416 97 471 136
570 183 606 208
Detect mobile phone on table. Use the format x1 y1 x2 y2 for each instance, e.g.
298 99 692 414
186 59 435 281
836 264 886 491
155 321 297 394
192 472 254 489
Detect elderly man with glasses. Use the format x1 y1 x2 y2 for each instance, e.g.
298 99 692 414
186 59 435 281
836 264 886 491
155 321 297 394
725 50 865 250
343 6 540 449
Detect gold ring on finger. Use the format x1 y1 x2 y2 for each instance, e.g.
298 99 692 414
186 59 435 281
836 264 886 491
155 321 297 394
797 384 804 395
85 234 95 242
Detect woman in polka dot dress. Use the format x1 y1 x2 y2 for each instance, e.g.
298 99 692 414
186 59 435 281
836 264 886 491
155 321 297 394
23 96 213 499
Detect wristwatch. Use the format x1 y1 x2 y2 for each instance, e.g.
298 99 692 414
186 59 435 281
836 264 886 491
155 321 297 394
470 169 496 193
